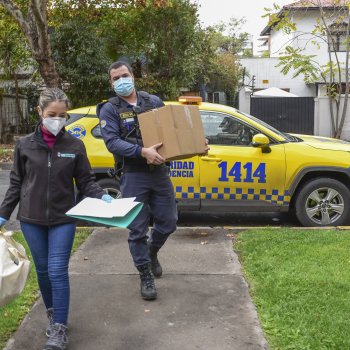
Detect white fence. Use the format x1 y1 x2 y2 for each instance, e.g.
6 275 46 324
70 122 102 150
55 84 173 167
314 97 350 141
0 94 29 142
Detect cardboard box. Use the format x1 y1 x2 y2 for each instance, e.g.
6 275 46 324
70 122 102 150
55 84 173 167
138 105 206 161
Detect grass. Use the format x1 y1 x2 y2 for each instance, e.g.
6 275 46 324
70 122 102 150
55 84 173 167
0 228 92 349
235 228 350 350
0 144 14 162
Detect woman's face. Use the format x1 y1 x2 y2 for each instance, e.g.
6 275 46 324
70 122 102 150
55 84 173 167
39 101 67 119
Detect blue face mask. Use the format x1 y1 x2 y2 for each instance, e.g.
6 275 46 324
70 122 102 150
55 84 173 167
113 77 134 97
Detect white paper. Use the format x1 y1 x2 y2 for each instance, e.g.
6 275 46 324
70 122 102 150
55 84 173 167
66 197 139 218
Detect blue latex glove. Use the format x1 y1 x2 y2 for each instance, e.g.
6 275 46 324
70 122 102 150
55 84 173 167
101 194 113 203
0 217 7 227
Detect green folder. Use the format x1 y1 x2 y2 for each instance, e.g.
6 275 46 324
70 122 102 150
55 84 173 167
68 202 143 228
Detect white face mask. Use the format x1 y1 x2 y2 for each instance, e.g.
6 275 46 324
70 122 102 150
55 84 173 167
42 117 66 136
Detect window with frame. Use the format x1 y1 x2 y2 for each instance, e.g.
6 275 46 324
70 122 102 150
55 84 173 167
328 22 348 52
207 92 220 104
200 112 259 146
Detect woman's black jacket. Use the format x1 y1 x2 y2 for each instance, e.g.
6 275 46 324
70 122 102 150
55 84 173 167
0 125 106 225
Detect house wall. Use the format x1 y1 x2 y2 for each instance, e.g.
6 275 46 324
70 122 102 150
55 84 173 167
270 10 348 66
240 57 316 98
238 88 251 113
205 91 227 105
244 7 350 139
314 96 350 140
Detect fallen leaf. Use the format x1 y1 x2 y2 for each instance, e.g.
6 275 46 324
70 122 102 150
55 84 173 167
201 241 208 245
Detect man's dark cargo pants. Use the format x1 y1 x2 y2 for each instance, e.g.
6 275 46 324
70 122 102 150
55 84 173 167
120 165 178 266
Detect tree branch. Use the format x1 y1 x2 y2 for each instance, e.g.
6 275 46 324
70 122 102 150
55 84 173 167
30 0 46 31
0 0 31 36
318 2 345 134
271 31 328 56
337 6 350 138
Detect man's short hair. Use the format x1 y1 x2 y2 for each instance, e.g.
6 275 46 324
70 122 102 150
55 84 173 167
108 61 133 78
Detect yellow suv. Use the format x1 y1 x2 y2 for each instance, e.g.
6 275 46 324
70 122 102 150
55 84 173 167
67 98 350 227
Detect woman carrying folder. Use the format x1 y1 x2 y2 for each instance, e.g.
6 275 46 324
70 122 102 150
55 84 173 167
0 88 113 350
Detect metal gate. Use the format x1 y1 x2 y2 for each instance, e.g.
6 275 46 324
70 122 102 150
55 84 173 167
250 97 314 134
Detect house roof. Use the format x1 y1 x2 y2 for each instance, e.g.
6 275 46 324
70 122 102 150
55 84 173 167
253 87 298 97
285 0 345 8
260 0 349 36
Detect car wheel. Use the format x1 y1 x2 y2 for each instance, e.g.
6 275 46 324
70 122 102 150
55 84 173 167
97 178 122 199
294 178 350 227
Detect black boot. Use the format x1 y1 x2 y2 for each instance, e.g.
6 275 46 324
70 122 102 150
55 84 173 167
147 241 163 278
136 263 157 300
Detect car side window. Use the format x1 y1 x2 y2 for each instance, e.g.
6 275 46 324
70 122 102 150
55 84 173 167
91 124 102 139
200 112 258 146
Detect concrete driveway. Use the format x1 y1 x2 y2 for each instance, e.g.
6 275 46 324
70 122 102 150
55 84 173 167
5 228 269 350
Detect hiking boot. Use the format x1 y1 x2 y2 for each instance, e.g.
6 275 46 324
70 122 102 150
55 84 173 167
45 308 54 337
136 263 157 300
43 323 68 350
147 241 163 278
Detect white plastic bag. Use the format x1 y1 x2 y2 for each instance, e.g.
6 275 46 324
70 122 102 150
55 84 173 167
0 230 31 307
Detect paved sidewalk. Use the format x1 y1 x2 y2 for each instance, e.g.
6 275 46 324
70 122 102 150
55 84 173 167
5 227 269 350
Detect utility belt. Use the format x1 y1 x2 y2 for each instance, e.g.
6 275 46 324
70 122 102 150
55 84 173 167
123 163 168 173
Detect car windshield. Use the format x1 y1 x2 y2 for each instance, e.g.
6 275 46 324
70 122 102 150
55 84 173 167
239 111 297 142
66 113 85 126
66 106 96 126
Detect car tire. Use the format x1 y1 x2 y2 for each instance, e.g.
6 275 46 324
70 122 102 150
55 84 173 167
294 178 350 227
97 178 122 199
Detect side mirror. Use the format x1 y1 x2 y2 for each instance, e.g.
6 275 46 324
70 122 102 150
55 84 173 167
252 134 271 153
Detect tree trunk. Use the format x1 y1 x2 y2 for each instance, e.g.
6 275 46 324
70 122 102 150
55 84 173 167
35 56 61 87
0 0 61 88
336 8 350 139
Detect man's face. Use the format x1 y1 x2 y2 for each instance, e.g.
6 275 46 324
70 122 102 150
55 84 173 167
110 66 133 88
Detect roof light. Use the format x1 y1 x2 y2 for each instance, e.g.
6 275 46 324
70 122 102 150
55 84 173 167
178 96 202 105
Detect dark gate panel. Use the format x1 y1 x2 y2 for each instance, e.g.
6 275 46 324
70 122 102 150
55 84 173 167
250 97 314 134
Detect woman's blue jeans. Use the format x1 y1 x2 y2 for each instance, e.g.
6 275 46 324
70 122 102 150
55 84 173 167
20 221 76 325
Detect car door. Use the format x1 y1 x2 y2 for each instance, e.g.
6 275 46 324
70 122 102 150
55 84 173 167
199 111 288 212
168 156 201 211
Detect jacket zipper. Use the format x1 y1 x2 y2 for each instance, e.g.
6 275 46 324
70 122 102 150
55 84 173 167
46 151 52 224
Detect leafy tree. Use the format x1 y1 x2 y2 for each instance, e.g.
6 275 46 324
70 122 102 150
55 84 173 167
199 19 247 106
0 0 245 108
265 0 350 138
100 0 205 99
0 0 61 87
50 18 110 106
0 9 33 119
0 0 126 88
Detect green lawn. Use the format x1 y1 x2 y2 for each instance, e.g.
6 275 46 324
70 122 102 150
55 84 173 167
0 228 92 349
235 228 350 350
0 144 14 162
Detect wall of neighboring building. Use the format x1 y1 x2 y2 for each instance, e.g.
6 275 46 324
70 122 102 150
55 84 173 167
270 10 348 66
0 66 35 91
269 27 294 57
240 57 316 96
239 57 316 113
314 97 350 140
238 88 252 113
206 91 227 105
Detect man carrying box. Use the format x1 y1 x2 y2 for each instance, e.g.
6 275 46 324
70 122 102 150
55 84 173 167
96 61 178 301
